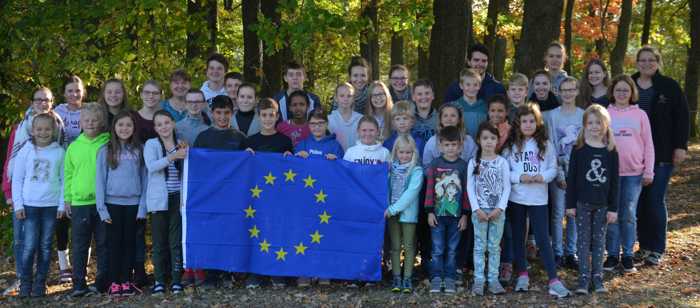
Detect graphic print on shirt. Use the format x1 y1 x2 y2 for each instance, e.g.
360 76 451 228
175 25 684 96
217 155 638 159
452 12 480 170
611 116 641 139
513 150 541 173
555 124 581 158
30 158 50 182
585 157 607 186
434 169 461 216
475 161 503 209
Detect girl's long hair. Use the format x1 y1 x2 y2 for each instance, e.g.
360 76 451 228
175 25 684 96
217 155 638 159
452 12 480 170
575 104 616 152
366 81 394 138
107 110 143 169
472 122 500 175
437 103 465 136
506 103 548 159
30 113 60 145
98 79 130 113
577 59 610 109
391 134 419 172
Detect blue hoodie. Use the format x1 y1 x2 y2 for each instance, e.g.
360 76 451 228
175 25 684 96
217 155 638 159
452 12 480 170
294 134 344 158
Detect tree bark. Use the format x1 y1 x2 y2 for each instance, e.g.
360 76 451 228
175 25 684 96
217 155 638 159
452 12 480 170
187 0 217 62
261 0 283 97
390 32 404 66
485 0 500 75
610 0 632 77
563 0 575 73
242 0 262 84
493 36 507 81
428 0 468 105
687 0 699 137
514 0 564 76
206 0 218 55
418 47 429 79
360 0 380 81
641 0 653 45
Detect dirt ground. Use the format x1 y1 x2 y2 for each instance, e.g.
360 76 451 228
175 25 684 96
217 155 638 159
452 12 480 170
1 145 699 307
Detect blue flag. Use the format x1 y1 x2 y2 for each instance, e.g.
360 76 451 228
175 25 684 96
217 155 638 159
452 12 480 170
183 149 388 281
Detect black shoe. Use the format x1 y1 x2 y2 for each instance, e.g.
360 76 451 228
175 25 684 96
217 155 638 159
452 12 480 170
554 255 564 269
603 256 619 271
564 255 579 270
621 256 637 273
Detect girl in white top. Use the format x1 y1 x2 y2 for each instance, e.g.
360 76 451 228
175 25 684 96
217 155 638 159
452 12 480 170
343 116 391 164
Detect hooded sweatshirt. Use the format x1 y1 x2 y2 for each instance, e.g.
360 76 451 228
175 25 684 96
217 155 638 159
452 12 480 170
504 138 558 206
294 134 345 158
95 145 147 221
328 109 362 151
201 80 227 102
64 132 110 206
54 103 82 146
450 97 488 139
176 113 210 146
11 142 65 212
343 141 391 165
607 104 655 178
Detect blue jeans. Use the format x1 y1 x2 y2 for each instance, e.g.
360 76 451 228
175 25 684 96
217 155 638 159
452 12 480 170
472 209 505 284
500 215 512 263
550 183 577 257
638 163 674 254
509 202 558 280
13 213 25 278
430 216 461 280
19 206 57 294
606 175 642 258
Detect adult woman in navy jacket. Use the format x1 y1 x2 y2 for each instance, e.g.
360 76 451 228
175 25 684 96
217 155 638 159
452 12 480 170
632 45 689 266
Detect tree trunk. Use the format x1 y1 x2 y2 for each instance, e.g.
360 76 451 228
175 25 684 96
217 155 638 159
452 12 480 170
428 0 468 105
466 0 474 48
687 0 699 138
242 0 262 84
390 32 404 66
493 36 507 81
360 0 380 81
206 0 218 55
610 0 632 77
563 0 575 73
514 0 564 76
187 0 205 62
485 0 500 75
261 0 283 97
641 0 653 45
418 47 429 79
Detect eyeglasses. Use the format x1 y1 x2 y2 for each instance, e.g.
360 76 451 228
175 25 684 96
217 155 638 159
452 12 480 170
638 58 657 64
142 90 161 96
309 121 326 126
32 98 51 103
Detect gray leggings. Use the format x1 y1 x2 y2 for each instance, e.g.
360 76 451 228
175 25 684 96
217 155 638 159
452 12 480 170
575 202 607 287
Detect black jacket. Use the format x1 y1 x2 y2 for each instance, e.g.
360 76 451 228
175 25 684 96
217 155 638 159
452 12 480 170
632 71 689 164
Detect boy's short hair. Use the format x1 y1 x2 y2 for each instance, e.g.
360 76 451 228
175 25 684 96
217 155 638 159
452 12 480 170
81 102 107 132
468 43 490 60
412 79 434 91
347 56 370 77
459 68 482 84
186 89 206 101
531 69 550 81
559 76 578 91
391 100 416 119
211 95 234 111
308 108 328 122
285 61 305 73
170 69 191 82
487 94 508 110
207 53 229 71
438 125 462 143
388 64 409 78
258 97 279 113
224 71 243 82
508 73 529 88
237 82 257 97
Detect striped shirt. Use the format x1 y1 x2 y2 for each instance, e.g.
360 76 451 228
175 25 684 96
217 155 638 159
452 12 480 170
165 147 181 193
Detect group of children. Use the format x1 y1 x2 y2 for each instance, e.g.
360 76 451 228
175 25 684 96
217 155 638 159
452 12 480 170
2 43 660 300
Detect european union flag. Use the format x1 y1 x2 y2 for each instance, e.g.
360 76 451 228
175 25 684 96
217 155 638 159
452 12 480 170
183 149 388 281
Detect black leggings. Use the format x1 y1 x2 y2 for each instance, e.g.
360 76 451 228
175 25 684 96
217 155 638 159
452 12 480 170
55 216 71 251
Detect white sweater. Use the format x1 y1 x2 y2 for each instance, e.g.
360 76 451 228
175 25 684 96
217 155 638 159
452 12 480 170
11 142 65 211
504 138 557 206
343 141 391 165
467 156 511 211
328 110 362 151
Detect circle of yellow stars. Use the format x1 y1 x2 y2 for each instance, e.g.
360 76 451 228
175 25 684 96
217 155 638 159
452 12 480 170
244 169 330 262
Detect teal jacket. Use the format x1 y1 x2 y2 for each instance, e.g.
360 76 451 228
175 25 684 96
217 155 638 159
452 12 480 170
387 166 424 223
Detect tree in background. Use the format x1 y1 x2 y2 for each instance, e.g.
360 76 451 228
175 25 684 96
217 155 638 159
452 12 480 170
428 0 469 104
514 0 564 76
688 0 699 137
610 0 633 77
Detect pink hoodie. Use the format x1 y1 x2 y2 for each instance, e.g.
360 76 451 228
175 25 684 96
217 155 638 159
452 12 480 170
608 104 655 179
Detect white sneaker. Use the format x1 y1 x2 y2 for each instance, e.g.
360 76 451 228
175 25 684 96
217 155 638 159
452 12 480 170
2 280 20 296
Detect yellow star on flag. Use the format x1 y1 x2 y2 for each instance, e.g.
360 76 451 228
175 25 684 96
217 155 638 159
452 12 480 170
303 175 317 188
264 172 276 185
314 190 327 203
250 185 262 198
275 247 288 261
259 239 270 253
244 205 256 218
284 169 297 182
310 230 323 244
319 211 331 224
294 242 308 255
248 225 260 238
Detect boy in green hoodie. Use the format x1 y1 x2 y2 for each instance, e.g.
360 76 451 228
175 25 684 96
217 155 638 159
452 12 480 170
64 103 110 297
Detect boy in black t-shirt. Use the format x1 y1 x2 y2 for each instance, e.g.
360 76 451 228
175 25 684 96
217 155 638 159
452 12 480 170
244 98 293 155
193 95 246 150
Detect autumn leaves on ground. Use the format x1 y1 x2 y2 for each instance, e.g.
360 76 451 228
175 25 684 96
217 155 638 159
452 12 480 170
0 146 699 307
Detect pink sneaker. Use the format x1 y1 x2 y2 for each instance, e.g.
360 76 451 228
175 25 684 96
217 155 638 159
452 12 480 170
108 283 122 297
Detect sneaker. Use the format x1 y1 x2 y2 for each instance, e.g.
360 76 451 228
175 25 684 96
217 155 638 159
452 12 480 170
429 277 442 293
443 278 456 293
564 255 579 270
603 256 619 271
621 256 637 273
120 283 138 296
391 276 401 293
59 269 72 283
108 283 122 297
645 252 662 266
271 277 286 289
294 277 309 288
245 275 260 289
574 287 589 295
471 282 484 296
318 279 330 286
151 283 165 296
401 278 412 293
498 263 512 284
455 269 464 286
554 255 564 268
2 280 20 296
70 288 95 297
488 281 506 295
526 241 538 259
633 249 651 264
170 283 183 294
548 280 571 299
181 269 195 286
514 275 529 292
194 269 206 286
593 283 608 293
